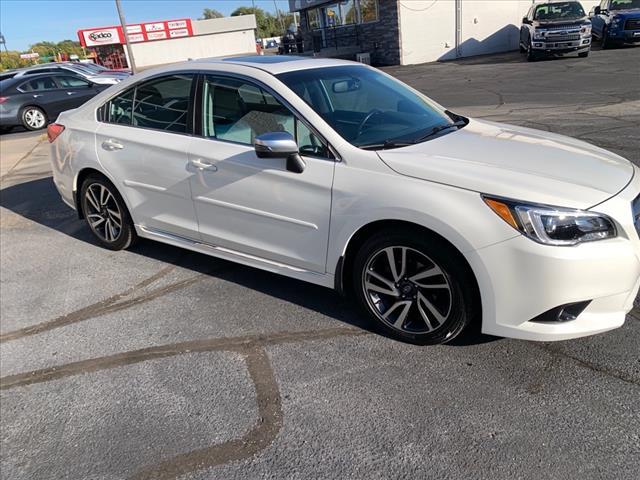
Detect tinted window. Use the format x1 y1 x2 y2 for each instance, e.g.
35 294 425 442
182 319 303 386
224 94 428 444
56 76 91 88
132 74 193 133
106 88 134 125
18 77 58 92
202 75 328 157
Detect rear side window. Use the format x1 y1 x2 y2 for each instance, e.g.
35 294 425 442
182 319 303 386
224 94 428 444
24 68 57 75
18 77 58 92
56 76 91 88
105 88 134 125
132 74 193 133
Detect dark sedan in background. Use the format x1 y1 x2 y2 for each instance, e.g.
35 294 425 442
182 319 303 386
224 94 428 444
0 73 108 131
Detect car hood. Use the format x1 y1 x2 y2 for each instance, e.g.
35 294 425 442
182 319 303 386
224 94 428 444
610 8 640 17
533 16 589 27
376 119 634 209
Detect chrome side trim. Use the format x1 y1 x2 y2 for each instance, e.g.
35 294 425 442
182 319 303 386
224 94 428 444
137 225 319 275
194 196 319 230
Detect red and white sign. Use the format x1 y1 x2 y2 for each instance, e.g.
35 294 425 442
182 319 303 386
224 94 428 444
78 19 193 47
80 27 123 47
20 52 40 59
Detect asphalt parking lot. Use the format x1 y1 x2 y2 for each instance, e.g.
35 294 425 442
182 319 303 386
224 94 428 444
1 46 639 480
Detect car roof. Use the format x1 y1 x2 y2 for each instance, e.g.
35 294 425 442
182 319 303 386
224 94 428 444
191 55 360 75
0 72 82 90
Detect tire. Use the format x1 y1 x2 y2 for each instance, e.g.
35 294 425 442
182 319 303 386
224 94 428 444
352 229 477 345
526 38 538 62
578 51 589 58
602 27 613 49
80 174 137 250
20 106 47 131
519 42 526 53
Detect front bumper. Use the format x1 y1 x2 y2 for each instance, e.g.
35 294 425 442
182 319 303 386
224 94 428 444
532 37 591 53
609 29 640 43
468 169 640 341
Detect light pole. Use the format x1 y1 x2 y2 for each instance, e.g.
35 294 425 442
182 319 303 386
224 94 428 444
115 0 137 73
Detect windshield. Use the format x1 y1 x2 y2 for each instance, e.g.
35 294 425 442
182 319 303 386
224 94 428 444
534 2 585 20
277 65 457 149
610 0 640 9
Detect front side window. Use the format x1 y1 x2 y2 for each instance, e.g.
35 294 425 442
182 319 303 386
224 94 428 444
132 74 193 133
18 77 58 92
56 76 91 88
278 65 457 149
202 75 328 157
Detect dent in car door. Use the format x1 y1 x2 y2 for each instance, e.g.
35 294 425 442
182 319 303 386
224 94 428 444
188 75 335 273
95 74 200 238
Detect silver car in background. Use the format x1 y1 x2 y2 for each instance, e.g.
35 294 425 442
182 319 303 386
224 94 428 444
0 62 130 85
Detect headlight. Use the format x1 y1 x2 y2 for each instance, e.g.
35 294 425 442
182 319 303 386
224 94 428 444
483 196 617 246
611 17 622 28
580 25 592 35
533 31 546 40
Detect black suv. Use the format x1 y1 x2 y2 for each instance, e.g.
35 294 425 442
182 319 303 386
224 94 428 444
520 1 593 60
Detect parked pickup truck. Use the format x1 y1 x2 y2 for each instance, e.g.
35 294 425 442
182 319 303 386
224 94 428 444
520 1 592 61
590 0 640 48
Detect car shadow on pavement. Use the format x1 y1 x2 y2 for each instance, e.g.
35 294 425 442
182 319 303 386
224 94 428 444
0 176 500 347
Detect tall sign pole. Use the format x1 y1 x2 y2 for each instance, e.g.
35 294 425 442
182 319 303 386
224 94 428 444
115 0 137 73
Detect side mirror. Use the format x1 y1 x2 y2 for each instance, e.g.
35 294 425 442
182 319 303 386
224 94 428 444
594 6 601 14
522 17 529 24
254 131 306 174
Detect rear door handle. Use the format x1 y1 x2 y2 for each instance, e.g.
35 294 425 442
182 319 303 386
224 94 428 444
66 91 77 95
33 94 42 98
190 158 217 171
101 139 124 151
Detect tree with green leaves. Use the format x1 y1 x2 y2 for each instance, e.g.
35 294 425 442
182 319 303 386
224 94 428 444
201 8 224 19
231 6 283 38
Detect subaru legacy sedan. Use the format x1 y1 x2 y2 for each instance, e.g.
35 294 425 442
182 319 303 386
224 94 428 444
48 56 640 345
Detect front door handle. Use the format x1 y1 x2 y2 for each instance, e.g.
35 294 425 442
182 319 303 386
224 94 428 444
33 94 42 98
190 158 217 171
66 91 77 95
101 139 124 151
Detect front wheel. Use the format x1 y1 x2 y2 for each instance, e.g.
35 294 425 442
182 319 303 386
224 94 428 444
602 27 613 49
352 231 476 345
526 38 538 62
80 175 136 250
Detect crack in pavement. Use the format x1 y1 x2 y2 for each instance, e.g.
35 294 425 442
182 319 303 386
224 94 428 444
0 261 212 343
0 326 369 479
537 342 640 387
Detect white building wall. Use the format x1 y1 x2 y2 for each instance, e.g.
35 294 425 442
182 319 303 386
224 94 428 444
399 0 599 65
130 15 257 69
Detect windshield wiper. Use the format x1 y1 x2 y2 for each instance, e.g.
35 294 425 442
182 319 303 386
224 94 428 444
358 139 416 150
413 120 467 144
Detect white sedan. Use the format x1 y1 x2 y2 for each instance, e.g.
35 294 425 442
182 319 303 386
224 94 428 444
48 56 640 344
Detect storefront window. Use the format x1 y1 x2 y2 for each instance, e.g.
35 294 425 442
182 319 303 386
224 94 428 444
307 8 320 29
323 3 341 27
359 0 378 23
342 1 357 24
313 0 378 28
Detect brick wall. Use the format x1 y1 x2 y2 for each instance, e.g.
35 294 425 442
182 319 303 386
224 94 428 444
298 0 401 66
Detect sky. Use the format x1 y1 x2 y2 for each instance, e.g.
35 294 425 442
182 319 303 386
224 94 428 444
0 0 292 51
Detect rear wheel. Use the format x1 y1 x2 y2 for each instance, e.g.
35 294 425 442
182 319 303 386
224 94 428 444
21 106 47 131
80 175 136 250
352 230 476 345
